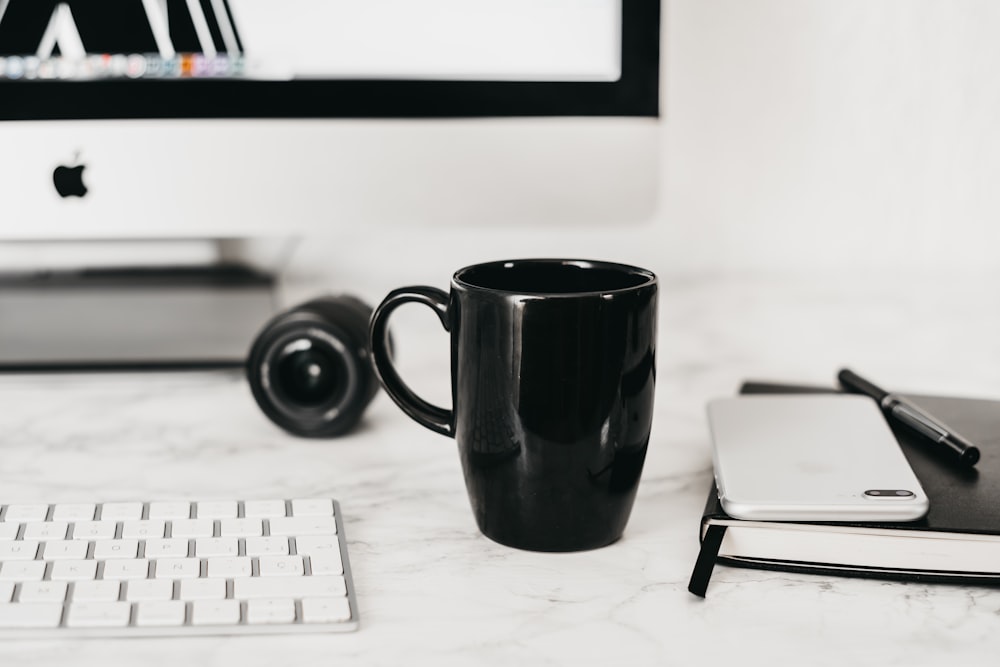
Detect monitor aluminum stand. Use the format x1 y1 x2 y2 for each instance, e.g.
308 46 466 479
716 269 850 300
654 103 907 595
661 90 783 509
0 239 279 370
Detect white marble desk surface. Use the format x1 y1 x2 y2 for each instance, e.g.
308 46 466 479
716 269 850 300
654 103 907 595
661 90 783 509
0 270 999 666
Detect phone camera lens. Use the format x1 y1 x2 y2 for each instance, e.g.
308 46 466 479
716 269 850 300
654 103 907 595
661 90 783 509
247 295 379 438
864 489 915 498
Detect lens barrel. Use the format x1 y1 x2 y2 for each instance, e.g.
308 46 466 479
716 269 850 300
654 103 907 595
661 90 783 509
247 295 378 437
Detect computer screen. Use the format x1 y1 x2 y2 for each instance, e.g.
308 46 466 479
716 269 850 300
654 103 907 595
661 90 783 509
1 1 622 83
0 1 655 113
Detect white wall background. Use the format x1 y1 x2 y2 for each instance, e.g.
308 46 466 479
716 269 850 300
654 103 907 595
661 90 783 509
662 0 1000 273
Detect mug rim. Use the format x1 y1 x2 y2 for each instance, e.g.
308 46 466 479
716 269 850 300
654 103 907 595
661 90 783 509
452 258 657 297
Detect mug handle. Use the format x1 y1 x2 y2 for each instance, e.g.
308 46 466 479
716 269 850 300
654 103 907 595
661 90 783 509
369 286 453 437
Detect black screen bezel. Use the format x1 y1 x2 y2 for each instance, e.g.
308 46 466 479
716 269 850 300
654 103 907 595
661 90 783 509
0 0 659 121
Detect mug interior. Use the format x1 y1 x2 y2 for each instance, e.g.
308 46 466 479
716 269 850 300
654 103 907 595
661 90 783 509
455 260 654 295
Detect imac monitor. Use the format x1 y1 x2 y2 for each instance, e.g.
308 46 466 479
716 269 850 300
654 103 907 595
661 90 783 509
0 0 660 367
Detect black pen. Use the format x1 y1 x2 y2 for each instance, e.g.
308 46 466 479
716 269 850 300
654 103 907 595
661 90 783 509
838 368 980 467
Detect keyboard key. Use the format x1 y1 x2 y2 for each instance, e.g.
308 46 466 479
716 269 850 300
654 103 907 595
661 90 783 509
245 536 289 556
135 600 186 627
125 579 174 601
0 602 63 628
301 597 352 623
72 580 121 602
65 601 132 628
122 520 165 539
0 523 18 540
42 540 90 561
179 578 226 601
190 599 241 626
102 559 150 581
4 504 50 522
100 503 143 521
49 559 98 581
233 576 346 600
0 540 39 560
246 598 296 624
308 552 344 576
206 557 252 578
144 538 189 559
268 517 337 537
72 520 117 540
295 535 340 555
93 539 139 560
219 518 262 537
23 521 68 540
51 503 97 521
0 582 12 602
291 499 334 517
153 558 201 579
19 581 68 603
195 538 238 558
171 519 214 538
259 556 304 577
0 561 46 581
148 501 191 520
243 500 287 518
196 501 238 519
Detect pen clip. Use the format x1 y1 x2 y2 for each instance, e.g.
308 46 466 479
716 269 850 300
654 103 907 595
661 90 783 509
884 396 949 442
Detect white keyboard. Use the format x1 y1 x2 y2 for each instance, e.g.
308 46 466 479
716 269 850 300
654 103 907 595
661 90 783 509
0 498 359 637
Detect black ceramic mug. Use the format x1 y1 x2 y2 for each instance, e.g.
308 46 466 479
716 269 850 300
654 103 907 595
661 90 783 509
369 259 658 551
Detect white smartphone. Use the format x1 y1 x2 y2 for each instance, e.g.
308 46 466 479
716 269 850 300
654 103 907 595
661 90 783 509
707 394 929 522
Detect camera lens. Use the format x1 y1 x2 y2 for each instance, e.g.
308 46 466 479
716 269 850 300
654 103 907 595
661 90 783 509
864 489 916 498
247 295 379 438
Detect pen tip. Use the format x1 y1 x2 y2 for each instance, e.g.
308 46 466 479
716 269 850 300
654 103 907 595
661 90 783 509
961 446 981 467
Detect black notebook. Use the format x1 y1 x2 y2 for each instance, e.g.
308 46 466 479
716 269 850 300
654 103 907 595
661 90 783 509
688 382 1000 597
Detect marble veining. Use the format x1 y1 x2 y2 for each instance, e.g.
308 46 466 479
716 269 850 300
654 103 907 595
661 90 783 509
0 270 999 665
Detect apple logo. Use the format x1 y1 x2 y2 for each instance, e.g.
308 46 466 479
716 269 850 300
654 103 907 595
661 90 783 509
53 157 88 198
